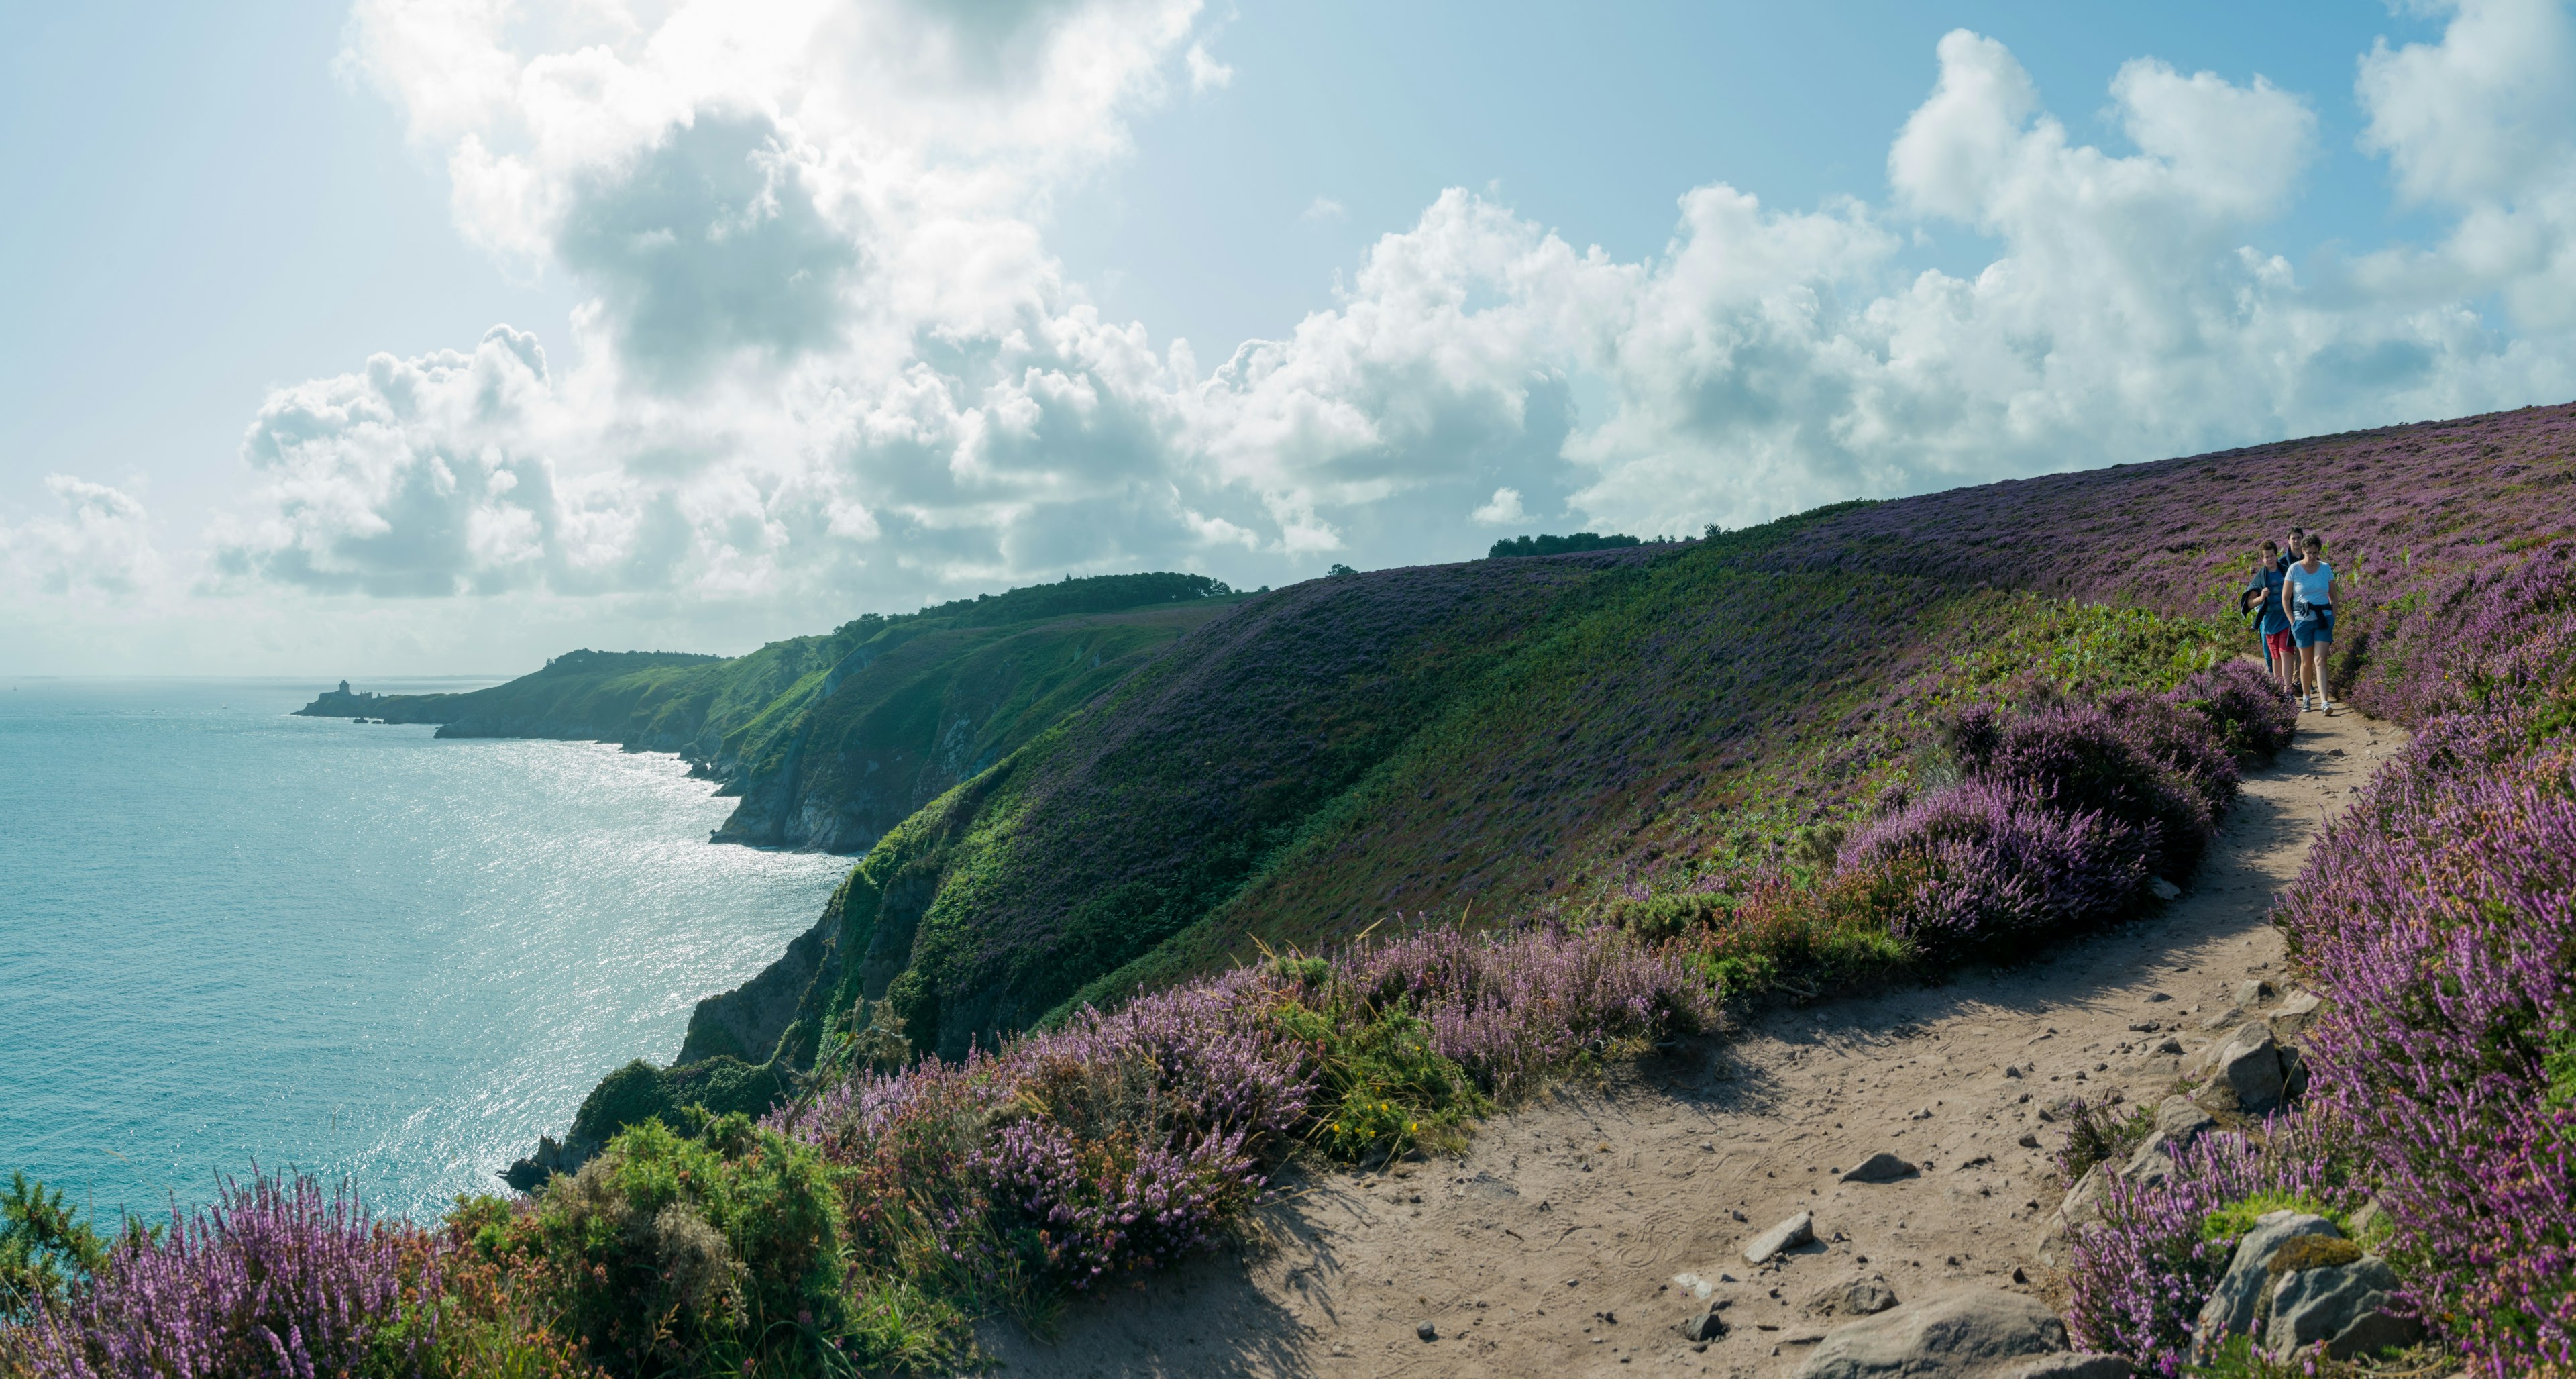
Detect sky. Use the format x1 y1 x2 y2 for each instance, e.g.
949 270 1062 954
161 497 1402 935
5 0 2574 677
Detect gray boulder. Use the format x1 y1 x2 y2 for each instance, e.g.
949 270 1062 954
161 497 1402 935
1792 1290 2070 1378
2000 1356 2130 1379
1746 1209 1815 1264
2153 1095 2216 1146
2116 1138 2175 1190
2267 1255 2403 1361
2190 1212 2341 1362
2194 1023 2288 1113
2322 1306 2426 1362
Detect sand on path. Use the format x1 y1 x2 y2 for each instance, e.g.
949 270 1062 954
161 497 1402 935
978 704 2396 1378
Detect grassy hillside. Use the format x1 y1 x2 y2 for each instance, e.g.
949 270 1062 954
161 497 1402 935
295 573 1244 852
670 401 2576 1072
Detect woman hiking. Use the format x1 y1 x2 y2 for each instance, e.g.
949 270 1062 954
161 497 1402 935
2284 533 2336 714
2244 539 2294 691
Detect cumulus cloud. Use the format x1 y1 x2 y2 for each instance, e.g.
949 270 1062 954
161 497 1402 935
121 2 2576 642
1471 487 1529 525
1 474 162 597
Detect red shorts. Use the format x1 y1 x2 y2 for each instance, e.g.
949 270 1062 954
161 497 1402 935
2265 629 2296 664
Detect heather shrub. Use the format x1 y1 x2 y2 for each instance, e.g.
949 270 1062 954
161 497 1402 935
2063 1115 2368 1375
2104 686 2241 817
2054 1099 2158 1186
1338 924 1717 1101
2273 715 2576 1374
1951 700 2214 880
975 980 1306 1288
2172 658 2296 762
15 1171 446 1379
1835 777 2151 958
514 1112 844 1377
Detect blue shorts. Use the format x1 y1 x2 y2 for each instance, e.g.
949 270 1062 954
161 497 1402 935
2292 607 2334 648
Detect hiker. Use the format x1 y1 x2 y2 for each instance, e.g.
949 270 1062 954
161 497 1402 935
2285 533 2335 713
2245 540 2294 690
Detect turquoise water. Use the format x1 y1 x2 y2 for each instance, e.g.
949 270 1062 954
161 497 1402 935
0 679 849 1223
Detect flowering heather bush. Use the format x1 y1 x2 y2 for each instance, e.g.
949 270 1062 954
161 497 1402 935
752 921 1713 1360
2273 711 2576 1376
2063 1115 2369 1376
975 976 1308 1286
2171 658 2296 762
1948 700 2213 880
1337 924 1714 1101
17 1171 442 1379
1835 777 2151 957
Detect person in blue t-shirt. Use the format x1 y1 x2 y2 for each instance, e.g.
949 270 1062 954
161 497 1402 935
2240 539 2294 689
2284 533 2337 714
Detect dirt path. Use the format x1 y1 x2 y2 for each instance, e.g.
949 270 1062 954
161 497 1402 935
978 705 2396 1378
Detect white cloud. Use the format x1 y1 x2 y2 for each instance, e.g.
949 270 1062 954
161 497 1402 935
1185 40 1232 92
1471 486 1528 525
0 474 162 597
1301 195 1346 223
26 3 2576 667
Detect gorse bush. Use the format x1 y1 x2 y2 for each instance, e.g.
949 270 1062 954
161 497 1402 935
0 1174 110 1328
502 1111 845 1377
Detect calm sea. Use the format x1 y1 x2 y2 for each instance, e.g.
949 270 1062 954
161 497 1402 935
0 678 848 1223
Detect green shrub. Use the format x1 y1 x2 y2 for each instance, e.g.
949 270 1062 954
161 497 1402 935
2058 1101 2159 1186
1265 994 1485 1162
2198 1190 2351 1245
0 1172 111 1326
516 1113 843 1377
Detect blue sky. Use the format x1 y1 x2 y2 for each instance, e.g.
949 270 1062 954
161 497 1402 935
3 0 2568 674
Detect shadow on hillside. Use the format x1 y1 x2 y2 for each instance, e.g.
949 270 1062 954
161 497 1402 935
971 1172 1357 1376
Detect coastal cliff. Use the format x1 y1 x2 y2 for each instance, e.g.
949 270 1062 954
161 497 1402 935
297 574 1243 856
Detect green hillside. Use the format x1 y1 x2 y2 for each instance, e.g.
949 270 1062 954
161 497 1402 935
537 401 2576 1175
297 573 1244 852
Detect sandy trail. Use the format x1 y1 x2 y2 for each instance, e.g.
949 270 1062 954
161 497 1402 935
979 705 2394 1378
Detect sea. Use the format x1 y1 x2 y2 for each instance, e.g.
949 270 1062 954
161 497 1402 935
0 678 849 1225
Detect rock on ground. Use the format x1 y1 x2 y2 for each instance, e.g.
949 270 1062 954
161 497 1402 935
2267 1255 2409 1362
1746 1209 1816 1263
2192 1211 2343 1362
1792 1290 2070 1378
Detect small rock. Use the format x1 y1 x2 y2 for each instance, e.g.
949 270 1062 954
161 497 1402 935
2003 1066 2023 1079
1791 1290 2070 1379
2035 1096 2078 1123
2127 1021 2161 1032
2199 1009 2240 1031
1907 1109 1933 1121
2144 991 2172 1003
2233 978 2276 1009
2016 1132 2041 1149
2154 1095 2218 1147
2267 1255 2404 1361
1745 1210 1816 1264
2115 1138 2175 1189
1417 1321 1438 1342
2269 990 2325 1040
2149 877 2182 901
1807 1275 1900 1318
1678 1309 1728 1342
1842 1152 1919 1184
2155 1037 2186 1054
2190 1211 2341 1362
2194 1023 2289 1113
